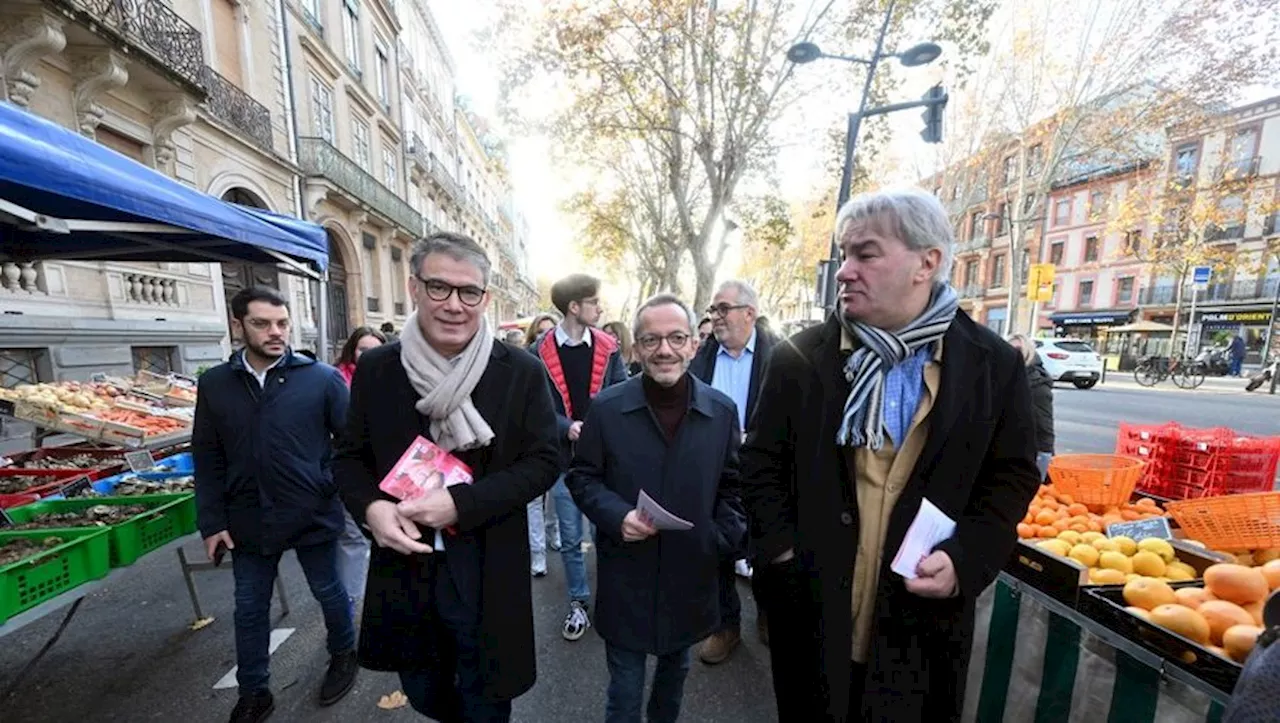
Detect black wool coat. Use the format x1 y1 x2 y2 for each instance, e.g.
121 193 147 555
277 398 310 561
741 312 1040 722
333 340 561 701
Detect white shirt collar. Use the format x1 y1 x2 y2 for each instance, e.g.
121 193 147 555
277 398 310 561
242 350 285 388
718 328 757 358
555 323 592 348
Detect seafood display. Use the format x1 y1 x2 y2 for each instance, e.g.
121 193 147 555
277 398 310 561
10 504 148 530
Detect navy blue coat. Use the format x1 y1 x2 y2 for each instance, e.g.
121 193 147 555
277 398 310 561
193 349 349 555
566 374 747 655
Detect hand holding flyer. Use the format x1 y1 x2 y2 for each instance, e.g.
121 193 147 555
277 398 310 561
379 436 474 502
636 490 694 531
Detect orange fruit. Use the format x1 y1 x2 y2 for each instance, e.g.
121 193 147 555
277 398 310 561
1067 503 1088 516
1137 497 1159 508
1259 560 1280 590
1198 600 1257 645
1037 526 1058 539
1035 510 1057 526
1125 606 1151 621
1173 587 1214 610
1017 523 1034 539
1243 599 1265 626
1121 510 1141 521
1057 492 1075 505
1123 578 1177 611
1223 625 1264 663
1148 604 1211 645
1086 519 1103 532
1204 564 1270 605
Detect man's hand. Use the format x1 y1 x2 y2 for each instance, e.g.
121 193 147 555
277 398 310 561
367 500 433 555
904 550 959 598
568 421 584 441
203 530 234 561
397 488 459 529
621 510 658 542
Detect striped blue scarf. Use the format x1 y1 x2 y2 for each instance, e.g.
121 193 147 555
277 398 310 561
836 284 958 449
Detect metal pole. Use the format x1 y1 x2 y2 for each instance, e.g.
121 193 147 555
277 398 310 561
1184 287 1198 357
1266 277 1279 394
823 0 897 314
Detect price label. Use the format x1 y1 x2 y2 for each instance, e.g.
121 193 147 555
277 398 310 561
125 450 156 473
1107 517 1173 542
59 475 92 498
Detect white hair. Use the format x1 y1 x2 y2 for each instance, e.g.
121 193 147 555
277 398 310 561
834 187 955 283
632 293 697 340
716 279 759 311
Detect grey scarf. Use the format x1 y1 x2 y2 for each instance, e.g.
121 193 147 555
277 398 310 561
399 312 495 452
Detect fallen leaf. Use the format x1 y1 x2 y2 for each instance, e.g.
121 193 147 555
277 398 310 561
377 690 409 710
189 616 215 631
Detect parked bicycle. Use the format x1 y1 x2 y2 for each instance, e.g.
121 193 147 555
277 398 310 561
1133 354 1206 389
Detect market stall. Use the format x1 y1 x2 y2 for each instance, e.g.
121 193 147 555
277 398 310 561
1100 320 1176 372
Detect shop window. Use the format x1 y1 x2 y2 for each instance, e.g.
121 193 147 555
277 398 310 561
132 346 176 374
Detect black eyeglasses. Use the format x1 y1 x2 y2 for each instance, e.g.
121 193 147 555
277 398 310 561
636 332 691 351
706 303 748 317
415 275 486 307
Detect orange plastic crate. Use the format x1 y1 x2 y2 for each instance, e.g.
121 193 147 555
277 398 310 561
1165 492 1280 551
1047 454 1148 508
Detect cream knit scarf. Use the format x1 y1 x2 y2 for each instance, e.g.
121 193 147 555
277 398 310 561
399 311 495 452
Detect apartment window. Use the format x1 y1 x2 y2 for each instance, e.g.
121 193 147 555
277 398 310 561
402 93 416 140
310 75 334 142
1084 236 1099 263
212 0 244 87
1116 277 1134 305
970 211 984 240
389 245 406 314
1174 143 1198 179
341 0 361 73
1027 144 1044 175
362 232 380 309
1020 248 1030 284
964 260 979 287
1124 230 1142 254
1002 155 1017 186
374 40 390 106
131 346 176 374
302 0 321 26
995 203 1008 236
989 254 1007 289
1023 193 1036 215
352 118 371 169
1078 280 1094 307
1228 128 1258 170
1089 190 1106 218
383 144 398 189
1050 242 1064 265
95 127 146 163
1053 198 1071 227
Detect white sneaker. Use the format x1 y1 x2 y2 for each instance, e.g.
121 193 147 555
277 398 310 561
735 559 753 579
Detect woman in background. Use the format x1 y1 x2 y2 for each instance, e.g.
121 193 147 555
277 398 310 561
602 320 641 377
1008 333 1055 480
335 326 386 386
333 326 385 609
524 311 562 575
524 313 559 348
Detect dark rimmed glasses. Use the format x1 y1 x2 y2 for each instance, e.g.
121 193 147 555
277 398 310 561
706 303 748 317
415 275 486 307
636 332 692 351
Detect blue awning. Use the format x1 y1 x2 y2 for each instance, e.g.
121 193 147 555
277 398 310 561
1048 309 1136 326
0 102 327 273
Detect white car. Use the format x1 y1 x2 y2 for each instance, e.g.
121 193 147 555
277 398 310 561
1033 339 1104 389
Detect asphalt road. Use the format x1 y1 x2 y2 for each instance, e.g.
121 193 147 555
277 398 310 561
1 379 1277 723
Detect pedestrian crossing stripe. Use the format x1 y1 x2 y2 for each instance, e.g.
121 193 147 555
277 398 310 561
963 581 1227 723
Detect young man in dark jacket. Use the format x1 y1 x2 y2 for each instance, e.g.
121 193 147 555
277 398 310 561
568 293 746 723
193 287 356 723
532 273 628 641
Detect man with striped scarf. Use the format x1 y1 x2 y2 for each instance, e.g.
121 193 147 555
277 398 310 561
741 187 1040 722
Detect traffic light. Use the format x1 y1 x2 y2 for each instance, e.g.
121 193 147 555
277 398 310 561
920 85 946 144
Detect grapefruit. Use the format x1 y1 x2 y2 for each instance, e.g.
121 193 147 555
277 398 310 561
1204 564 1269 605
1223 624 1264 663
1198 600 1256 645
1148 604 1211 645
1123 578 1177 610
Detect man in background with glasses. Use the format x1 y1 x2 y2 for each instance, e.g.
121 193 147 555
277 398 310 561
534 273 628 642
567 293 745 723
194 286 357 722
689 279 778 663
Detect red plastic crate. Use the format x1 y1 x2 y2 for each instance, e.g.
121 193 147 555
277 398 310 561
1120 423 1280 500
0 493 39 509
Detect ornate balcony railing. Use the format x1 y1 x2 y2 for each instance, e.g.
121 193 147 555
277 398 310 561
62 0 204 88
200 66 272 150
1140 277 1280 306
407 133 430 175
428 153 463 203
297 137 423 236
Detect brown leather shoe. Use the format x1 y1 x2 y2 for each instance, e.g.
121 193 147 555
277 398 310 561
699 627 741 664
757 610 769 647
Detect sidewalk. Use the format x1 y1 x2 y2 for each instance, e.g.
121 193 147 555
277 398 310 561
1100 372 1277 396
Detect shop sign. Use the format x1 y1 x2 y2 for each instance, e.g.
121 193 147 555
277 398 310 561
1199 310 1271 324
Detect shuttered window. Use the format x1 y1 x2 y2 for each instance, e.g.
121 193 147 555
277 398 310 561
212 0 243 87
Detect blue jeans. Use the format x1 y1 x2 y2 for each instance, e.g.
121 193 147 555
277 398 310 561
527 495 547 573
552 477 590 604
337 507 371 601
1230 357 1244 376
232 540 356 693
399 556 512 723
605 643 691 723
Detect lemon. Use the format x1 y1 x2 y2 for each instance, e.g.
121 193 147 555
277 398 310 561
1125 573 1141 583
1137 537 1176 563
1092 538 1120 553
1057 530 1082 545
1168 561 1197 578
1081 531 1106 544
1100 551 1134 574
1112 536 1138 556
1036 539 1072 558
1068 544 1100 568
1090 568 1127 584
1131 550 1167 577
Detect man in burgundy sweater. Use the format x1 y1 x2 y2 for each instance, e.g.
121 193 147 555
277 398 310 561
566 293 746 723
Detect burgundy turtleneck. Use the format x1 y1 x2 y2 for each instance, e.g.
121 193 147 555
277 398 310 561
642 373 690 441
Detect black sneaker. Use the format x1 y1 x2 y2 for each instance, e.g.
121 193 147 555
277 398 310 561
229 690 274 723
562 600 590 641
318 649 359 706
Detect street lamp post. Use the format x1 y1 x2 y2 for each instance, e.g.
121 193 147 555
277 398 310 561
787 5 945 314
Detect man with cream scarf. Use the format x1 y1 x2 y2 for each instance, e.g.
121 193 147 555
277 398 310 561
741 188 1040 722
335 232 560 722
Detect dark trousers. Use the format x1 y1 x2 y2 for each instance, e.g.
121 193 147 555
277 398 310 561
605 643 691 723
1230 357 1244 376
716 558 764 630
232 540 356 694
399 555 512 723
757 559 830 722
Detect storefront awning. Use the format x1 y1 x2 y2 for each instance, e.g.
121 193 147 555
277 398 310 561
1048 309 1136 326
0 101 327 275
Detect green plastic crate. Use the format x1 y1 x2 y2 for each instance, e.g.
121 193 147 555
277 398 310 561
90 492 197 536
0 528 111 625
6 496 191 567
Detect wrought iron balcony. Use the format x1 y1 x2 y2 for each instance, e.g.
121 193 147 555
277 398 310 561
297 137 423 236
1204 223 1246 242
200 66 272 150
60 0 204 89
1215 156 1261 182
427 153 463 203
408 133 430 175
1140 277 1280 306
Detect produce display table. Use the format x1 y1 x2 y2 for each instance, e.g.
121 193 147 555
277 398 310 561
963 572 1229 723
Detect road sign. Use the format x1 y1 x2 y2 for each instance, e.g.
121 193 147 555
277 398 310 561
1027 263 1055 302
1192 265 1211 290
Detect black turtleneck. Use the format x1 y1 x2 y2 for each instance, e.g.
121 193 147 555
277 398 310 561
643 373 690 441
